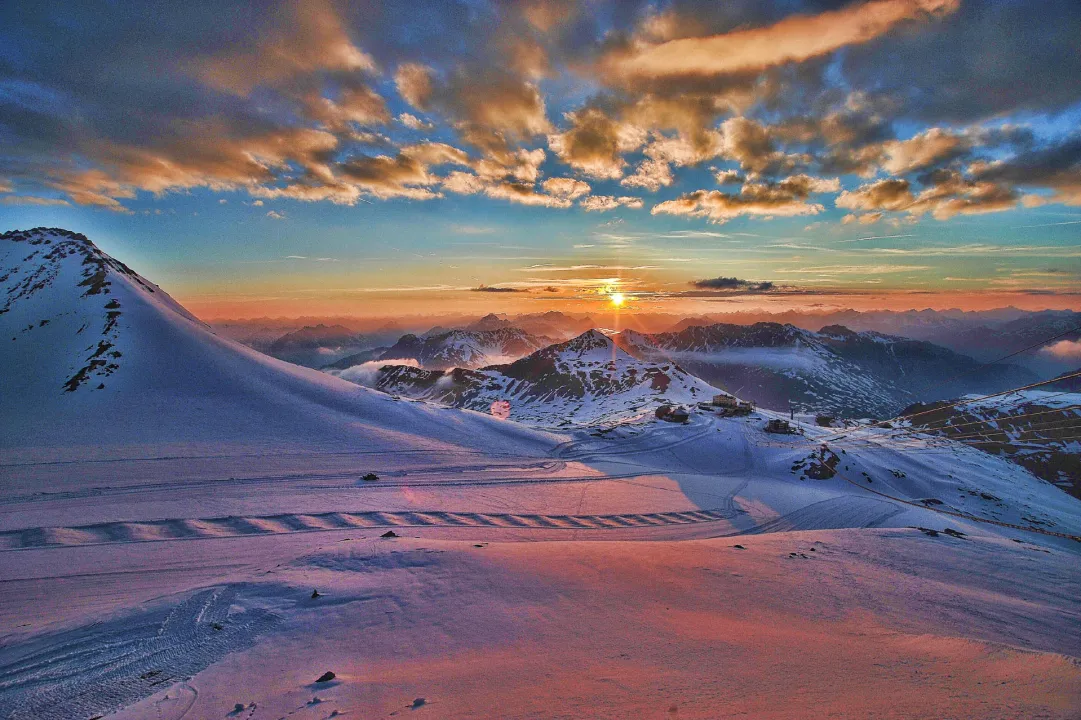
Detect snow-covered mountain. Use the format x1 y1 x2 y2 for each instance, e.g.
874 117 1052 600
357 329 721 428
900 383 1081 500
0 227 551 454
616 322 1034 418
376 326 551 370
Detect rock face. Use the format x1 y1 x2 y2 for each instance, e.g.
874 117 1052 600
615 322 1034 418
362 330 721 428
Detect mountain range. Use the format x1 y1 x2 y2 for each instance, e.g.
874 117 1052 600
614 322 1034 418
359 329 720 428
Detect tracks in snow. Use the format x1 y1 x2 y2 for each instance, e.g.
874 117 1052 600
0 507 748 551
740 496 905 535
0 586 279 720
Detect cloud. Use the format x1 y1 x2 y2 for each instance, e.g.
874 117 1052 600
580 195 643 212
338 142 470 199
1042 339 1081 361
776 264 931 274
714 170 744 185
906 170 1020 219
718 117 801 174
0 195 71 206
548 107 645 179
835 170 1020 220
483 182 572 208
690 277 775 293
0 179 12 193
653 174 837 224
621 158 673 192
303 87 390 130
394 63 434 109
471 285 527 293
443 155 571 208
542 177 591 199
42 125 348 209
836 178 915 212
970 134 1081 206
266 210 286 220
337 358 421 387
1 0 1078 227
843 0 1081 122
399 113 434 131
434 71 552 154
599 0 959 84
842 212 884 225
193 0 376 95
880 127 966 175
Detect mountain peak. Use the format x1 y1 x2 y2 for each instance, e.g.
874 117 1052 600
562 329 612 351
1 227 93 246
467 312 511 331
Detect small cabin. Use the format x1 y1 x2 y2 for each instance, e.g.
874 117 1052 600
765 418 796 434
711 394 754 416
656 404 690 423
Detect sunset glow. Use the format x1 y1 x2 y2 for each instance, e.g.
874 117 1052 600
0 0 1076 320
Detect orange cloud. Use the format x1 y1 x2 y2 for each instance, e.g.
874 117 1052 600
836 178 915 212
548 107 645 179
395 63 434 109
338 142 470 199
653 175 836 224
881 128 966 175
542 177 591 199
837 171 1020 219
580 195 644 212
195 0 376 95
600 0 960 83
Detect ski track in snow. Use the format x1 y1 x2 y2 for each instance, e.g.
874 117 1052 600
0 506 749 550
742 496 905 534
0 586 279 720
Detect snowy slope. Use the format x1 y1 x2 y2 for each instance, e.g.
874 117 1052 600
0 228 554 455
899 389 1081 499
337 330 722 428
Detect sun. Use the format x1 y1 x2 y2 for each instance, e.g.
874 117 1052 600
610 292 625 307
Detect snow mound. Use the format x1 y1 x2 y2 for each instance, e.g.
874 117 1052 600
0 228 555 454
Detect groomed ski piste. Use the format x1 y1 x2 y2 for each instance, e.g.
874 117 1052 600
2 229 1080 719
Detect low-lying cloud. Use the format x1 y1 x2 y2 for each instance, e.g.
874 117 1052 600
690 277 775 293
335 358 421 387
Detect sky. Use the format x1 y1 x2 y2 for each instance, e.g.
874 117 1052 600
1 0 1079 319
